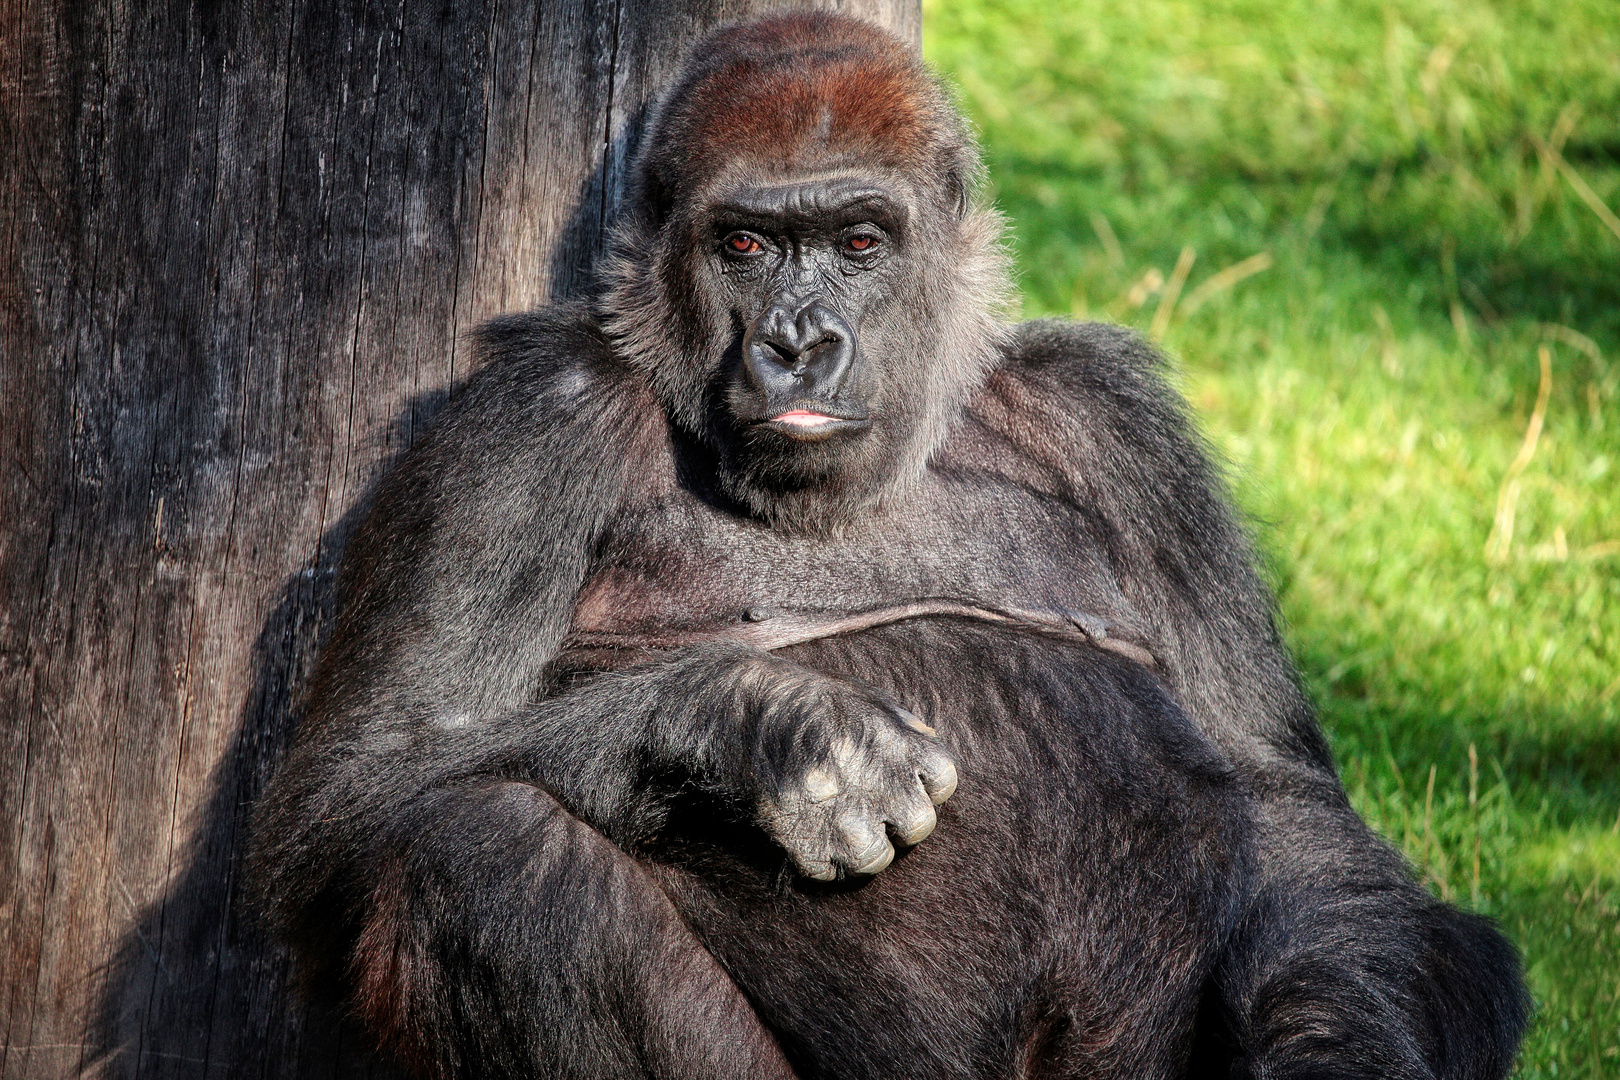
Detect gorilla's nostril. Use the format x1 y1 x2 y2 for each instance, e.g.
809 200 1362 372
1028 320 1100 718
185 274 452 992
742 300 858 399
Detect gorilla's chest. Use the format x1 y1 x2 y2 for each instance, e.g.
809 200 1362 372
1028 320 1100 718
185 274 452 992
567 468 1145 647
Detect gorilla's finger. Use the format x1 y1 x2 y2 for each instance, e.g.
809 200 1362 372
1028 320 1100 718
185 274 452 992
887 791 938 846
919 750 959 805
790 851 839 882
836 811 895 875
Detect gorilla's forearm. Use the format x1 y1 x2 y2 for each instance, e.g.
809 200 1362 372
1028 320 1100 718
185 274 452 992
468 643 956 879
476 645 820 842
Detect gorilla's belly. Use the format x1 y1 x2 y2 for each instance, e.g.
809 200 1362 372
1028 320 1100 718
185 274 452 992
646 621 1253 1080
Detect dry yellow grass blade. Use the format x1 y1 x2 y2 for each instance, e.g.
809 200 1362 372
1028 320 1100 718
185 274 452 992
1149 246 1197 339
1512 104 1580 243
1113 266 1165 313
1531 130 1620 244
1090 211 1125 270
1540 322 1607 376
1484 346 1553 564
1179 252 1274 317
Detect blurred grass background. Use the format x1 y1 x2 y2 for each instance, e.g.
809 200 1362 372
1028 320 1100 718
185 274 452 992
922 0 1620 1073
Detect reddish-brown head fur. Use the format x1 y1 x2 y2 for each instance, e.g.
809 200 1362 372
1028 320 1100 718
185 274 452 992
640 13 967 203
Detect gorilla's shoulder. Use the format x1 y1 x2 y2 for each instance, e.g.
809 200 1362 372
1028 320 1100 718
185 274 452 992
465 303 625 397
357 305 655 553
1007 318 1165 381
433 303 652 434
981 326 1234 552
997 318 1189 428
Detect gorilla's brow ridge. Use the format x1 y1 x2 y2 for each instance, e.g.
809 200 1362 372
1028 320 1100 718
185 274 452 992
707 184 904 232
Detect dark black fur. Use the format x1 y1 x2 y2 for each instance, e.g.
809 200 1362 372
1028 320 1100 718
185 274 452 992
251 13 1528 1080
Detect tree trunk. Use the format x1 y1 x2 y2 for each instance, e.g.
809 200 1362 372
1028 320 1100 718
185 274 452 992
0 1 918 1075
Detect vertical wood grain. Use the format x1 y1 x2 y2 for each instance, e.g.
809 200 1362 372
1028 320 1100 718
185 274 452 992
0 1 919 1076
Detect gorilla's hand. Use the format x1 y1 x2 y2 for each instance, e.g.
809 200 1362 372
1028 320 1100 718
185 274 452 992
740 662 958 880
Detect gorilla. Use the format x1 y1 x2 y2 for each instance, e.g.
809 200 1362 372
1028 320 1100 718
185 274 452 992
252 12 1528 1080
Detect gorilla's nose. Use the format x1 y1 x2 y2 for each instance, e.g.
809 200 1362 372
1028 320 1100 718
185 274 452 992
743 300 856 402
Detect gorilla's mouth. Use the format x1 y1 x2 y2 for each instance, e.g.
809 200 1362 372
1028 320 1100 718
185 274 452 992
774 409 839 427
755 409 871 442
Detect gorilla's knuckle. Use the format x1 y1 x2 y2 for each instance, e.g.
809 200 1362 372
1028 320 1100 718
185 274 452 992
799 765 842 804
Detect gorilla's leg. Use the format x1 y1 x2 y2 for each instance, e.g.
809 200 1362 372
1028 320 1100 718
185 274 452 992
351 779 796 1080
1208 800 1528 1080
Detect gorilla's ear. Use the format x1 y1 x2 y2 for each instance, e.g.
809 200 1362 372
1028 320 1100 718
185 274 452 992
945 166 970 220
940 146 978 220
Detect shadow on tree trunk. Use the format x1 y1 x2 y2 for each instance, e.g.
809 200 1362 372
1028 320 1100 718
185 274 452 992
87 458 392 1079
82 122 648 1075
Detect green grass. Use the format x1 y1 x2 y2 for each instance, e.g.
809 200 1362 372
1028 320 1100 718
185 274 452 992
924 1 1620 1073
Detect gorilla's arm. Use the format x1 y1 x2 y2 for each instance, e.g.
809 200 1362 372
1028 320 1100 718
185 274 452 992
253 310 640 937
986 320 1528 1080
251 311 803 1077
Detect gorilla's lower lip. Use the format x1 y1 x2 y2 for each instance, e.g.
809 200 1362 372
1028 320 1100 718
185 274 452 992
774 410 838 427
754 411 871 440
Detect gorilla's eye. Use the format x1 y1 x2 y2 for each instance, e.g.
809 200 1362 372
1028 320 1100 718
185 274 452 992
724 233 764 255
845 234 878 252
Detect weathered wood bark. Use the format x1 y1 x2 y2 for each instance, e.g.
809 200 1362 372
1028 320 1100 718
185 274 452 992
0 1 919 1076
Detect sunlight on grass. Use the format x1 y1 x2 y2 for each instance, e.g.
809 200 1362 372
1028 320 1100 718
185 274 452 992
927 0 1620 1073
1519 827 1620 889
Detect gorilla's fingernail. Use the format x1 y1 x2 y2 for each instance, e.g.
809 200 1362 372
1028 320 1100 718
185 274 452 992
895 806 937 845
895 707 937 737
743 606 780 622
802 767 841 802
852 839 895 875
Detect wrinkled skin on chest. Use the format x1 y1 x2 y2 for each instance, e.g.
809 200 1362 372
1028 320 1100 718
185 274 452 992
566 421 1152 664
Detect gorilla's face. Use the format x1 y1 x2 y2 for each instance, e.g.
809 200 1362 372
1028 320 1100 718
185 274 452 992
693 172 919 504
595 8 1010 532
595 153 1006 534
